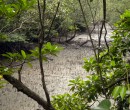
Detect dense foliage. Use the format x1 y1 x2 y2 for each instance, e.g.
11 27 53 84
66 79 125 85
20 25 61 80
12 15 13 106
1 0 129 43
1 0 130 110
52 10 130 110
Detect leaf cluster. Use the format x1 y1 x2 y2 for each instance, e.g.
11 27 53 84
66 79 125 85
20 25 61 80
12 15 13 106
0 42 62 88
0 0 35 18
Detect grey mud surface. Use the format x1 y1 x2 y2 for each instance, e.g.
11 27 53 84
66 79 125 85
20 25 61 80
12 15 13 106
0 25 113 110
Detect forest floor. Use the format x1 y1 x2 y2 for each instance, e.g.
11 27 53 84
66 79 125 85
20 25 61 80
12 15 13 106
0 25 113 110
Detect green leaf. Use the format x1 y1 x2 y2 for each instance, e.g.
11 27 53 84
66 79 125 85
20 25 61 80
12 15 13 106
2 53 11 59
70 86 75 91
46 42 52 49
120 86 127 100
98 99 111 109
21 0 27 8
21 50 26 59
110 61 116 66
112 86 121 99
90 0 93 2
0 67 13 75
0 80 7 88
92 99 111 110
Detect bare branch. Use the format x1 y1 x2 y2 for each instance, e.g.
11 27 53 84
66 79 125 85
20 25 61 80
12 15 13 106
66 24 77 43
97 0 108 98
18 61 25 82
37 0 54 109
45 2 60 41
8 21 25 35
78 0 97 60
105 76 130 90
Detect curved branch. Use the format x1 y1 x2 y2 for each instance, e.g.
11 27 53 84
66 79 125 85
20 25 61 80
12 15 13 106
45 2 60 41
3 75 54 110
37 0 53 109
78 0 97 60
105 76 130 90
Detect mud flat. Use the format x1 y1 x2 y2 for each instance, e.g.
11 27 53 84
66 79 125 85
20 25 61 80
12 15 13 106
0 26 113 110
0 44 94 110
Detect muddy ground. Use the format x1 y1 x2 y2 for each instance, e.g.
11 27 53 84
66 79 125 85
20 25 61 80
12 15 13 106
0 26 113 110
0 45 93 110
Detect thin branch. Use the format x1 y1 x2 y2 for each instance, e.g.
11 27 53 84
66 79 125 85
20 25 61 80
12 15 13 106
80 22 98 46
104 23 109 52
105 76 130 90
98 21 104 48
87 100 98 108
86 0 95 24
18 60 25 82
78 0 107 97
97 0 107 98
8 21 25 35
98 0 107 48
45 2 60 41
78 0 97 60
116 8 123 15
66 24 77 43
2 56 53 68
37 0 44 44
37 0 53 109
0 24 9 32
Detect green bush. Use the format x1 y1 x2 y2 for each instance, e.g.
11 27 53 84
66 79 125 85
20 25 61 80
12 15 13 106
52 10 130 110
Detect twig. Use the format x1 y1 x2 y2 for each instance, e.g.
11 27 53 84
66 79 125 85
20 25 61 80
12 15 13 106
97 0 108 98
80 0 98 46
8 21 25 35
37 0 54 109
0 24 9 32
86 0 95 24
18 60 25 82
104 23 109 52
105 76 130 90
45 2 60 41
78 0 97 60
37 0 44 44
66 24 77 43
